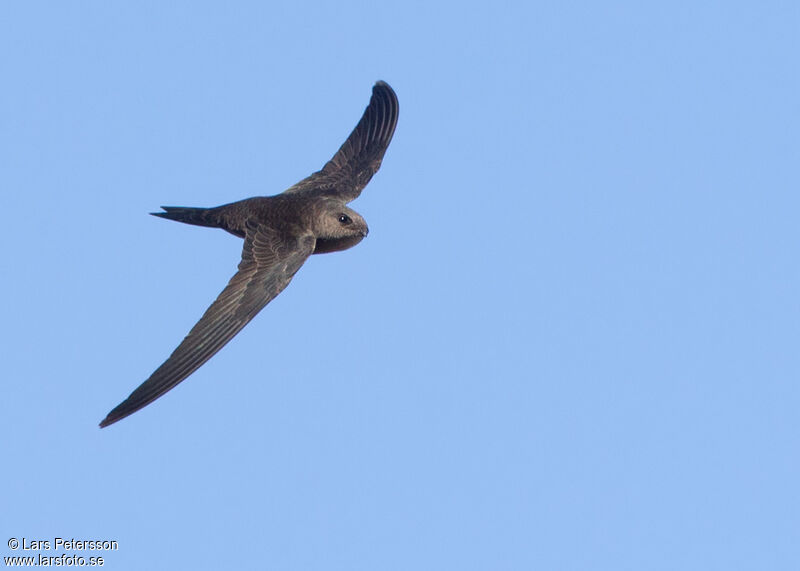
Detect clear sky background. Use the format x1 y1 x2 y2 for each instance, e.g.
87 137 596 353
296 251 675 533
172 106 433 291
1 1 798 569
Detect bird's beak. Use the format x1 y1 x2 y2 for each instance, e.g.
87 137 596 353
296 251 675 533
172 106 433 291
361 227 369 237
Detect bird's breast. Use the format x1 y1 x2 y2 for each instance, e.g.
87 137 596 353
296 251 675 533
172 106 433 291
312 234 365 254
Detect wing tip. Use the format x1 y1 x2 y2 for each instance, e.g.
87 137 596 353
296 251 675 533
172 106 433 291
369 80 399 140
373 80 397 104
99 398 139 428
99 404 128 428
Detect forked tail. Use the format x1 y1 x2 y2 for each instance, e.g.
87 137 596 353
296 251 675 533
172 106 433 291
151 206 221 229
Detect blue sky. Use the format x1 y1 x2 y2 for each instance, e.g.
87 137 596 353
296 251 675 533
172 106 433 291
1 1 798 569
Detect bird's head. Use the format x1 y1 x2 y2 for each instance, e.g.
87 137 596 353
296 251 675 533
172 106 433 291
311 200 369 254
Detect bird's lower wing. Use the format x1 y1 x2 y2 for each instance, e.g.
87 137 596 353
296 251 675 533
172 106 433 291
100 224 316 427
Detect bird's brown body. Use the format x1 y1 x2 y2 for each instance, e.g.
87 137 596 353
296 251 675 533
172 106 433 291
100 81 398 428
156 194 368 253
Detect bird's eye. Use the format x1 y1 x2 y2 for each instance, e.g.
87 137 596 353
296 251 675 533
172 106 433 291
338 214 352 224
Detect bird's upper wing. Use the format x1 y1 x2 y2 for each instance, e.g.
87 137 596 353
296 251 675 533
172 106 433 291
100 223 316 427
284 81 399 203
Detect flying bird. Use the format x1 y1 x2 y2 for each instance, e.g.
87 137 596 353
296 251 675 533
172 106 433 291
100 81 398 428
